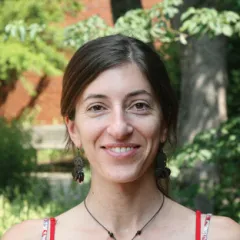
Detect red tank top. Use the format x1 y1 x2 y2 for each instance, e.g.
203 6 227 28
42 210 212 240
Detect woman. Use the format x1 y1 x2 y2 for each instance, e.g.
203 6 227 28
3 34 240 240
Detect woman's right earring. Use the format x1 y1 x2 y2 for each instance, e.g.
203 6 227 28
72 148 84 183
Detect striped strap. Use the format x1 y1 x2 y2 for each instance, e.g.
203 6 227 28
41 218 56 240
196 211 212 240
202 214 212 240
41 219 49 240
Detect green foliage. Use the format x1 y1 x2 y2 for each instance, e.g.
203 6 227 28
64 15 115 48
0 0 83 92
149 0 183 43
114 9 152 43
4 21 46 42
0 40 64 84
63 0 185 47
151 0 183 19
63 0 240 50
0 172 91 236
171 117 240 221
0 0 82 28
180 7 240 37
63 10 154 48
0 118 37 198
0 24 65 86
37 149 74 164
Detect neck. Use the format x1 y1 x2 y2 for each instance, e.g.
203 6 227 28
85 169 164 238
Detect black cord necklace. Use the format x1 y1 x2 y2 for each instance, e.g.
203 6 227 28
84 195 165 240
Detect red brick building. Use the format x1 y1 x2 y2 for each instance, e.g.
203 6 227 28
2 0 160 125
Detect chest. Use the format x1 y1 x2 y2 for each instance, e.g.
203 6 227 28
53 222 196 240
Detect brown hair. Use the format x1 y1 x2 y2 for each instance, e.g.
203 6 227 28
61 34 178 195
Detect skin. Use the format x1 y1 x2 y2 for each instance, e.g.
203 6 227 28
2 63 240 240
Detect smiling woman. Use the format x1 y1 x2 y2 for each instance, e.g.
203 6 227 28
67 62 165 186
2 34 240 240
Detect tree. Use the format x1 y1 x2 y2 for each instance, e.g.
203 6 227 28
110 0 143 23
170 0 240 212
0 0 83 114
173 2 227 145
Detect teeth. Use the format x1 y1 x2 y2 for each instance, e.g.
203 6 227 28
110 147 134 153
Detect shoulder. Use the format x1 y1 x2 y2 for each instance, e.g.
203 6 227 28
167 199 240 239
208 215 240 240
2 219 44 240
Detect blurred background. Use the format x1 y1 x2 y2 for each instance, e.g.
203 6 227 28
0 0 239 236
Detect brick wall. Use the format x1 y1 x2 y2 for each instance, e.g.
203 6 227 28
2 0 160 125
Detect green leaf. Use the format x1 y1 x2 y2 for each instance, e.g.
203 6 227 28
180 20 191 32
199 149 212 160
222 24 233 36
181 7 196 21
19 26 26 41
179 34 187 44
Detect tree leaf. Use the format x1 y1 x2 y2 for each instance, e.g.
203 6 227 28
19 25 26 41
181 7 196 21
222 24 233 36
179 33 187 44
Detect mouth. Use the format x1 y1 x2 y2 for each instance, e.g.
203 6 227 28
101 144 140 156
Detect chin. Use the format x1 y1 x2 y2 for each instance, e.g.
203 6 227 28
103 168 142 184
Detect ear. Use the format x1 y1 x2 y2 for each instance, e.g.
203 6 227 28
65 116 81 147
160 126 168 143
159 117 168 144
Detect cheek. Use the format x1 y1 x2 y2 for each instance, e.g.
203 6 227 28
132 115 161 138
137 118 162 157
78 117 106 147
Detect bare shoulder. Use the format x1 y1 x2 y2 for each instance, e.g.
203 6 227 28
167 198 240 240
2 219 43 240
208 215 240 240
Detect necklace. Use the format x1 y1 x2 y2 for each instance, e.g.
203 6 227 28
84 195 165 240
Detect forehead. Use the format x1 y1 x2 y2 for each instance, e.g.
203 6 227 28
81 63 153 99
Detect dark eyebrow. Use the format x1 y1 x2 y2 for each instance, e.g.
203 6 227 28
83 90 152 102
83 94 108 102
125 90 152 98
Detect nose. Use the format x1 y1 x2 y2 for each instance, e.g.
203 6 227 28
107 108 133 140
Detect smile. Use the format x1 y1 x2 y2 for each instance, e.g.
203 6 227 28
101 144 140 158
109 147 134 153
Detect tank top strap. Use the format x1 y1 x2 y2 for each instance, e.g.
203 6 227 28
202 213 212 240
196 210 201 240
196 211 212 240
41 218 56 240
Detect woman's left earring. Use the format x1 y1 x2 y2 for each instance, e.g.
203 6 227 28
72 148 84 183
155 150 171 179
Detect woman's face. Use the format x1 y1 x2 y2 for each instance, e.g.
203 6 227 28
67 63 166 183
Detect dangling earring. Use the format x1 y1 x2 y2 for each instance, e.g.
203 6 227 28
155 149 171 179
72 147 84 183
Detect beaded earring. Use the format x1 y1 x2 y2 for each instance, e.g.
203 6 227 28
72 148 84 183
155 150 171 179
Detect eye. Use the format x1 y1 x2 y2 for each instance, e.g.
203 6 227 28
130 102 151 113
87 104 106 112
134 102 149 110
